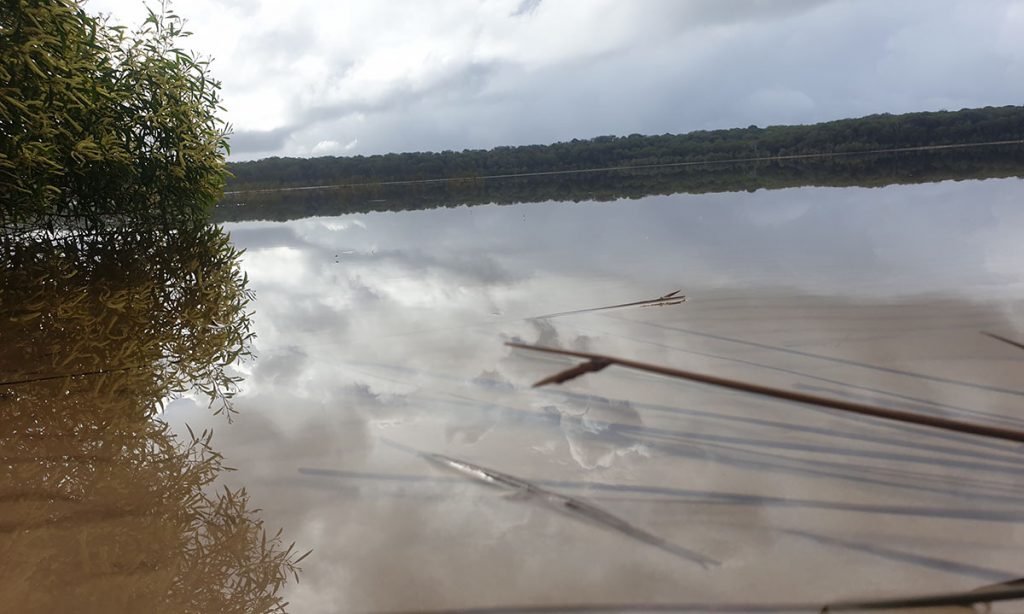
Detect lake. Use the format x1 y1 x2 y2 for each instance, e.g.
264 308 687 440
5 176 1019 611
157 176 1024 612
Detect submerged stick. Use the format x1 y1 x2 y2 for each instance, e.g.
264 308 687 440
0 364 145 387
381 439 718 569
506 342 1024 444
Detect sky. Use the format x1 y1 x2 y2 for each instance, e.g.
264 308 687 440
85 0 1024 160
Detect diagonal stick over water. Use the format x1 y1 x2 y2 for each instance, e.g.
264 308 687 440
380 438 718 569
982 331 1024 353
529 289 685 320
507 342 1024 444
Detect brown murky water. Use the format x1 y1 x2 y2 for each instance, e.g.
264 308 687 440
6 178 1024 612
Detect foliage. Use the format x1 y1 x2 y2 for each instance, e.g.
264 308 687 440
0 225 254 417
0 0 230 229
0 413 308 614
1 3 304 610
224 104 1024 193
0 225 306 614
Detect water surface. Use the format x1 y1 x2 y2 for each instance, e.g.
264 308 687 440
173 178 1024 612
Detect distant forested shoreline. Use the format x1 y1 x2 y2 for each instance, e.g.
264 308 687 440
224 105 1024 194
214 144 1024 223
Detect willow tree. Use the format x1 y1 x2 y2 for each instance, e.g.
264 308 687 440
1 3 309 611
0 0 230 228
0 226 307 614
0 224 255 419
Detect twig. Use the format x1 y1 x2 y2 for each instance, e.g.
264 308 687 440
529 290 685 319
506 342 1024 444
0 365 146 387
533 358 612 387
982 331 1024 353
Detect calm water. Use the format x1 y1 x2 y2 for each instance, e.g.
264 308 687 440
165 179 1023 610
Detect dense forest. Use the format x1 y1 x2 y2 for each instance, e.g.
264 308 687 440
224 105 1024 193
214 145 1024 223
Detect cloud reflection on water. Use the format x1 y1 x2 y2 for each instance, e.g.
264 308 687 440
171 179 1024 612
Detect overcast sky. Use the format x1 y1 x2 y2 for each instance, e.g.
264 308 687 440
87 0 1024 160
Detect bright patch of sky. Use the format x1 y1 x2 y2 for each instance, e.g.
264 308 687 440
86 0 1024 160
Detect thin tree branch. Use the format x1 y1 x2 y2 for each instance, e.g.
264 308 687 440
529 290 685 319
506 342 1024 444
982 331 1024 353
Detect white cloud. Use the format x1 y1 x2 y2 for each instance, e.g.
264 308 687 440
310 138 358 154
311 140 339 154
83 0 1024 159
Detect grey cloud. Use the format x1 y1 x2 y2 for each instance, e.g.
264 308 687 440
281 59 508 150
228 57 506 157
346 275 384 305
326 247 521 286
315 60 502 119
229 222 515 293
511 0 542 17
556 395 647 471
229 126 295 155
530 318 560 347
252 347 309 386
225 225 306 249
672 0 830 28
235 22 319 65
293 299 352 333
254 292 354 338
221 1 840 158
